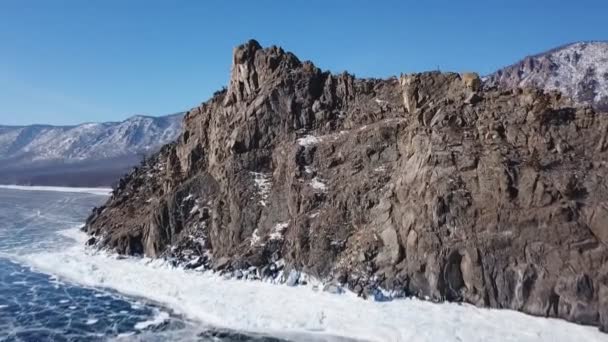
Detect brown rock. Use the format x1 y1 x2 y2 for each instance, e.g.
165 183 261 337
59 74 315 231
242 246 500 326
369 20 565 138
84 40 608 332
461 72 481 91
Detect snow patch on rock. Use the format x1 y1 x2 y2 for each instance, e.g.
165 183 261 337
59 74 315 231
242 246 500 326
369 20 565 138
297 135 321 147
310 177 327 192
250 229 261 246
250 172 272 206
269 222 289 241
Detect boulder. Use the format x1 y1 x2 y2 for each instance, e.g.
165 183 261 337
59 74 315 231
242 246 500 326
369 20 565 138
286 270 300 287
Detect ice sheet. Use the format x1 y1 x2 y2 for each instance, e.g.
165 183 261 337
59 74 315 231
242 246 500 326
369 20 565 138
0 185 111 196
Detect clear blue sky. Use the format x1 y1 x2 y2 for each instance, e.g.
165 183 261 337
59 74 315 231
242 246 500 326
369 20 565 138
1 0 606 126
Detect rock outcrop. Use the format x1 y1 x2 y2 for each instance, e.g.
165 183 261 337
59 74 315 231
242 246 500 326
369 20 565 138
85 40 608 331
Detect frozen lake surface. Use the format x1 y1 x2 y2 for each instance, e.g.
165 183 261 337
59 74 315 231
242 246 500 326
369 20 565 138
0 187 300 341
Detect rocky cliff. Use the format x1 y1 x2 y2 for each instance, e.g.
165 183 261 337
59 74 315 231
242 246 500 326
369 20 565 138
85 40 608 331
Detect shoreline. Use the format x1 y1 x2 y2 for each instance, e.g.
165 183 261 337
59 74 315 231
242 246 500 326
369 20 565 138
16 227 608 342
0 184 112 196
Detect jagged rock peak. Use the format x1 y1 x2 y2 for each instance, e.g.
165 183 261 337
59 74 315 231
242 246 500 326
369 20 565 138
227 39 305 104
232 39 263 63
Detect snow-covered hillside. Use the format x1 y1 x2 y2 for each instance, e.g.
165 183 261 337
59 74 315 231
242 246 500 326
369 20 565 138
0 113 183 164
486 41 608 111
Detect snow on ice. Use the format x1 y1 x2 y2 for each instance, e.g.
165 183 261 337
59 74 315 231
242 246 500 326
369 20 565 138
18 228 608 342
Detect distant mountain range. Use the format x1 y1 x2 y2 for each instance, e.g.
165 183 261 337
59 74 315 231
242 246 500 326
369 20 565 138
485 41 608 111
0 113 183 186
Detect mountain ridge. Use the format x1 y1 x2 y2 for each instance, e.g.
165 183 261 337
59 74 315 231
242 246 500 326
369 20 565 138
0 112 185 129
0 113 184 186
0 113 183 164
485 41 608 111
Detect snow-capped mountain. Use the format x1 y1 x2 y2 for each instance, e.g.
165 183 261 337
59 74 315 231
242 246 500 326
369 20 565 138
0 113 183 164
485 41 608 111
0 113 183 186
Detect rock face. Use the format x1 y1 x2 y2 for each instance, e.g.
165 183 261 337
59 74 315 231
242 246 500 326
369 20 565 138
485 41 608 112
85 40 608 331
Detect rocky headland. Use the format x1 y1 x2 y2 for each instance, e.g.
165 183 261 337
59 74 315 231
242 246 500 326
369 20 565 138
84 40 608 331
